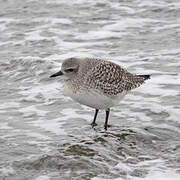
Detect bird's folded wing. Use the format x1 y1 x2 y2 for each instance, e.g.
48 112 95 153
85 61 139 96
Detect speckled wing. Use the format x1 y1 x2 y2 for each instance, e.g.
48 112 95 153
86 60 146 96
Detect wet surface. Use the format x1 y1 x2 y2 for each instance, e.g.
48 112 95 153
0 0 180 179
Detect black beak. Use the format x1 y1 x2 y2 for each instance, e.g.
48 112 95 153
50 70 63 78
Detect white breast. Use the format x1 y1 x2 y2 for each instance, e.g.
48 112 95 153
63 83 127 110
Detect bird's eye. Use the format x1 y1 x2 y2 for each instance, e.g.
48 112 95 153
65 68 74 73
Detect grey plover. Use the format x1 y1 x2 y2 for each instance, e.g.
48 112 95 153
50 57 150 130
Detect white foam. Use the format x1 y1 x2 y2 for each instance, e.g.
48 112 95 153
111 161 132 177
20 105 47 117
104 18 158 31
0 18 18 31
0 166 15 176
138 82 179 96
0 23 7 31
31 118 66 135
158 48 180 55
30 108 91 135
34 17 72 25
0 122 13 130
166 106 180 122
92 170 180 180
25 132 51 140
25 30 51 41
137 0 168 8
48 53 95 61
53 37 105 50
0 102 20 109
92 177 123 180
76 30 126 40
134 171 180 180
153 23 180 33
61 108 92 120
34 175 50 180
168 2 180 9
109 4 135 14
19 82 64 102
147 75 180 85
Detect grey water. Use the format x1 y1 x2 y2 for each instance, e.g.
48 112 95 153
0 0 180 179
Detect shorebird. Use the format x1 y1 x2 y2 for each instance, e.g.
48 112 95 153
50 57 150 130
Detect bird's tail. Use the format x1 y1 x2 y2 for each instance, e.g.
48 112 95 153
124 74 150 91
138 75 150 80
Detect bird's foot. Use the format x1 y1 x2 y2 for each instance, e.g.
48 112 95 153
104 124 111 130
91 122 97 128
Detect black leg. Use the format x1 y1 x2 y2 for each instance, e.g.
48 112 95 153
104 108 110 130
91 109 99 126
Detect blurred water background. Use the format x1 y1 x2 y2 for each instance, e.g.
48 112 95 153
0 0 180 179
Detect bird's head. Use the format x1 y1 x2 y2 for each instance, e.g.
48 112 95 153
50 57 80 80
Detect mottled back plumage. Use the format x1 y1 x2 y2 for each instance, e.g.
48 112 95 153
66 57 149 97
